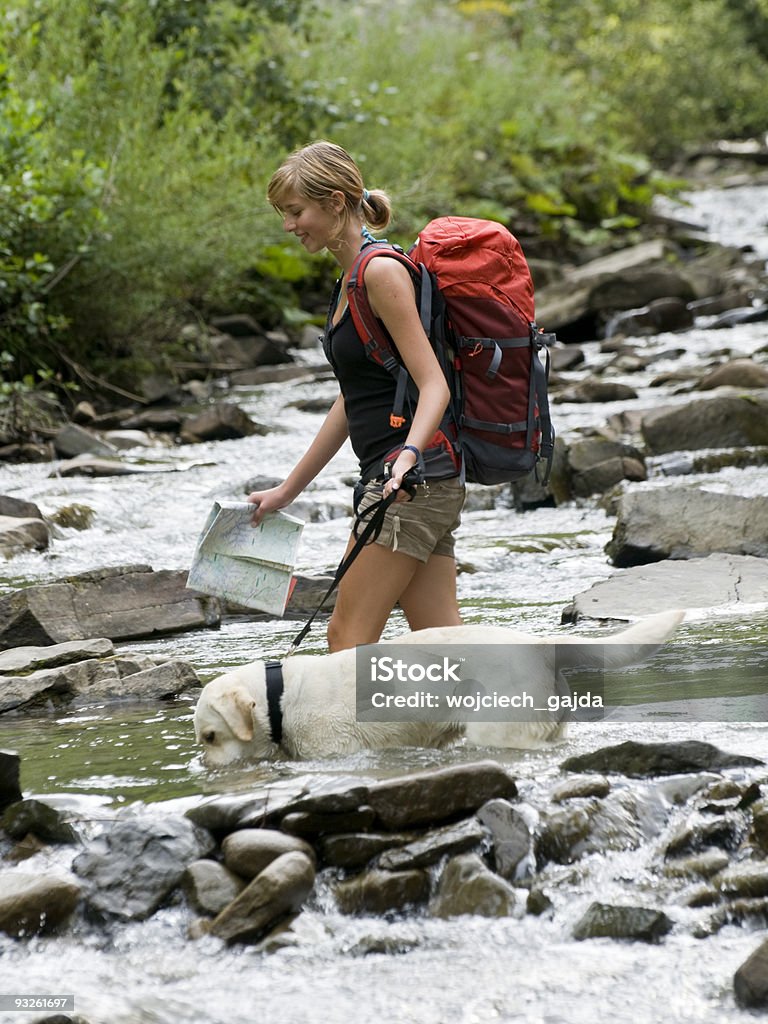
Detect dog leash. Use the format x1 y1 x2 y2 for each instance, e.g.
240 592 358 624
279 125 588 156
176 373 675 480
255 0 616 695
287 486 402 652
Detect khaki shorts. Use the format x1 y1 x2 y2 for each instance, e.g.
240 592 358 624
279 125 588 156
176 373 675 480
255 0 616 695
354 476 465 563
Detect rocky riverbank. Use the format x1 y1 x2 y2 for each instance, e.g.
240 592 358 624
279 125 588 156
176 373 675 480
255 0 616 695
3 747 768 1021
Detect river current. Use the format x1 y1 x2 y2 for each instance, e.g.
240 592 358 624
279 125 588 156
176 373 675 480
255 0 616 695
0 185 767 1024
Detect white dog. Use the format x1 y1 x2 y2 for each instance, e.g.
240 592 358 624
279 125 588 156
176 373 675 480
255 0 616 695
193 611 684 765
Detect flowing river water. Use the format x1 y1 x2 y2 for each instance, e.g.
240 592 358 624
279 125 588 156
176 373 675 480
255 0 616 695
0 184 767 1024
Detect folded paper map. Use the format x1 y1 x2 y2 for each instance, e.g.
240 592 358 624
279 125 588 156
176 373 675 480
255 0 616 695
187 501 304 615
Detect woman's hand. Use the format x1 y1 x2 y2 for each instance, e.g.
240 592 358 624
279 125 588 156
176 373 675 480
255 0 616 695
246 483 295 526
382 448 419 501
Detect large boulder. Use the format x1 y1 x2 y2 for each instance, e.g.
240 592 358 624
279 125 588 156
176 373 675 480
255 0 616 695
605 488 768 566
641 393 768 453
73 817 215 921
0 565 220 649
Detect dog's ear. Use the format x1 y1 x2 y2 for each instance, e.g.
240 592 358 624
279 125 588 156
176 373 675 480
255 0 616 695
215 687 257 742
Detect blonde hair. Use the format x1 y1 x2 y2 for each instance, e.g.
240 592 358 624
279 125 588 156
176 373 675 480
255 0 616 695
267 140 391 231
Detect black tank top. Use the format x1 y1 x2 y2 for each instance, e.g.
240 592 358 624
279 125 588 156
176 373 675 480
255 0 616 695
323 278 411 481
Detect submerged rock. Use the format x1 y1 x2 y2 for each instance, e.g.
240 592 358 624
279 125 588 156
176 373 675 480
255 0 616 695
561 740 762 778
572 902 672 942
429 853 518 919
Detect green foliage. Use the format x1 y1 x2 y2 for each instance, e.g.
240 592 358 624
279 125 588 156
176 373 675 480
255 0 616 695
0 0 766 389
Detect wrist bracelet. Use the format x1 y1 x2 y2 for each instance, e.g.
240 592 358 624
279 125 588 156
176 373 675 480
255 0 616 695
401 444 421 459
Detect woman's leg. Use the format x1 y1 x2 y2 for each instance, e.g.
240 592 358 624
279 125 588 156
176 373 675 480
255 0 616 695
326 540 421 652
398 553 463 631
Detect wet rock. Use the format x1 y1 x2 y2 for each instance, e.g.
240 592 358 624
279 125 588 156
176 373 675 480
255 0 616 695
0 655 200 714
563 552 768 621
50 504 96 530
278 777 370 816
606 297 694 337
564 437 646 498
714 863 768 900
73 817 215 921
186 780 313 833
662 849 730 879
367 761 518 830
376 818 488 872
735 937 768 1009
551 775 611 802
697 358 768 390
429 853 518 919
641 393 768 453
527 887 554 916
710 304 768 329
665 813 746 858
556 380 638 404
703 898 768 937
0 871 81 937
120 409 183 432
229 365 319 386
210 333 292 368
180 403 267 443
0 639 114 674
606 489 768 566
182 859 246 916
477 799 537 881
335 868 430 916
0 565 220 649
221 828 315 880
52 456 159 477
0 495 44 519
209 851 315 943
285 573 339 614
0 750 21 812
561 740 762 778
280 807 377 837
549 345 585 371
0 515 50 556
750 798 768 854
318 832 414 870
2 799 79 844
572 902 672 943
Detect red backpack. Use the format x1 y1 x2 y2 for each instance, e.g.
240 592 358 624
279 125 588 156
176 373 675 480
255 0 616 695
347 216 555 485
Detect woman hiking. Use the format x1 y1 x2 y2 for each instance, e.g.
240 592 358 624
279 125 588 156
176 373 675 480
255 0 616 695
247 141 465 652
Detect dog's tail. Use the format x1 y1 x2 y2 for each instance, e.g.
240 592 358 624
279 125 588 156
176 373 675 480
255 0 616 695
555 609 685 672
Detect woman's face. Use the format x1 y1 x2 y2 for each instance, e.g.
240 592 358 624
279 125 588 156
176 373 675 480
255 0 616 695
280 190 341 254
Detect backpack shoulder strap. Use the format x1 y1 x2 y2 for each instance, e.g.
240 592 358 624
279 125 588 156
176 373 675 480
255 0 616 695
347 243 427 370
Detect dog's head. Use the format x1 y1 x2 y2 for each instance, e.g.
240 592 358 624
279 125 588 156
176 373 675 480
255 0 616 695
193 663 278 766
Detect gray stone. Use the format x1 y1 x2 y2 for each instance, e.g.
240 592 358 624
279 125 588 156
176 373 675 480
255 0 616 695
376 818 488 872
714 863 768 899
185 780 312 833
735 937 768 1008
606 488 768 566
556 380 638 404
209 850 315 943
0 565 220 649
641 393 768 453
0 750 21 812
318 832 414 870
182 859 246 916
367 761 518 830
0 639 115 674
561 740 762 778
563 553 768 621
279 777 370 816
53 423 117 459
334 868 429 916
0 871 81 937
573 902 672 942
665 813 745 858
0 515 49 555
280 806 378 837
662 850 730 880
221 829 315 880
0 495 43 519
429 853 517 919
120 409 183 432
180 404 266 443
551 775 611 802
477 799 537 881
73 817 215 921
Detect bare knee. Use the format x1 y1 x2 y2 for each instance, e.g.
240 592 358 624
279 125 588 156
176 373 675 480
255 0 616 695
327 610 385 652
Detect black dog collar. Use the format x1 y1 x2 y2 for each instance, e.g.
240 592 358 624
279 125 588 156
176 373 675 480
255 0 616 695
264 660 284 746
